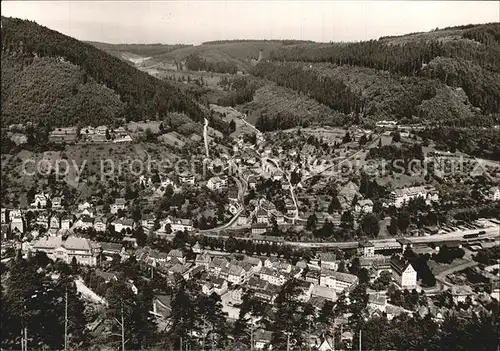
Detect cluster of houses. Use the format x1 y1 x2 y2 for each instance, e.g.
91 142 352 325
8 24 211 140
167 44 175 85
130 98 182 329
1 188 197 248
144 246 362 325
48 125 132 144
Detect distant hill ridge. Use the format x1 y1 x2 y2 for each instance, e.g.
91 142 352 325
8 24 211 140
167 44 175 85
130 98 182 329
201 39 315 45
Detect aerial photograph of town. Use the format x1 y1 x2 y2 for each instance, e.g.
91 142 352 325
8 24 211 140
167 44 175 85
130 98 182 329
0 1 499 350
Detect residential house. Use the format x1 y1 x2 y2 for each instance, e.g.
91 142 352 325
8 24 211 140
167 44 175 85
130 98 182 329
77 201 92 212
35 213 49 229
168 263 191 280
141 213 156 230
256 208 268 224
167 249 186 264
99 242 123 257
354 199 374 214
254 289 278 304
49 215 61 229
168 217 193 232
319 252 338 270
254 330 272 350
209 257 228 277
384 304 410 321
296 259 308 270
61 215 73 230
243 256 263 275
212 277 229 295
203 277 228 295
271 210 285 224
9 208 22 219
51 197 62 209
266 258 292 274
305 269 321 284
10 216 24 234
231 287 244 303
341 332 354 349
263 257 279 269
285 201 295 216
96 125 108 135
74 216 94 230
192 242 203 254
207 176 228 191
390 256 417 290
238 210 249 226
202 281 215 295
194 254 212 269
145 249 168 267
110 198 126 214
80 207 96 218
260 200 276 212
1 208 8 224
93 217 108 232
31 192 49 208
260 267 286 286
95 269 118 283
451 285 474 304
112 218 134 233
318 337 335 351
228 203 239 215
226 264 247 285
272 169 285 181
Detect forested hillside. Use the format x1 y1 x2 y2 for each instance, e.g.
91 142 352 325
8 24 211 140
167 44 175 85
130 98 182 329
143 40 309 73
1 56 125 127
1 17 206 127
252 23 500 130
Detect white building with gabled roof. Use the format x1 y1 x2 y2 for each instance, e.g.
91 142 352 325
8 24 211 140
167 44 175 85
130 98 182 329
390 256 417 289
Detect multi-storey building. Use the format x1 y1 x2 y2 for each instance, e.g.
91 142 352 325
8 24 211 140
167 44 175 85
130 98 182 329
390 256 417 290
320 269 359 293
31 235 101 266
389 186 439 208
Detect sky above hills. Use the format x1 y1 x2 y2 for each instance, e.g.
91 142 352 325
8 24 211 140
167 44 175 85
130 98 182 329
3 1 499 45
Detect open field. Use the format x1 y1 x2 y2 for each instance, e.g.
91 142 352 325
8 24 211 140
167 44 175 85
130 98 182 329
428 258 470 276
210 104 259 137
